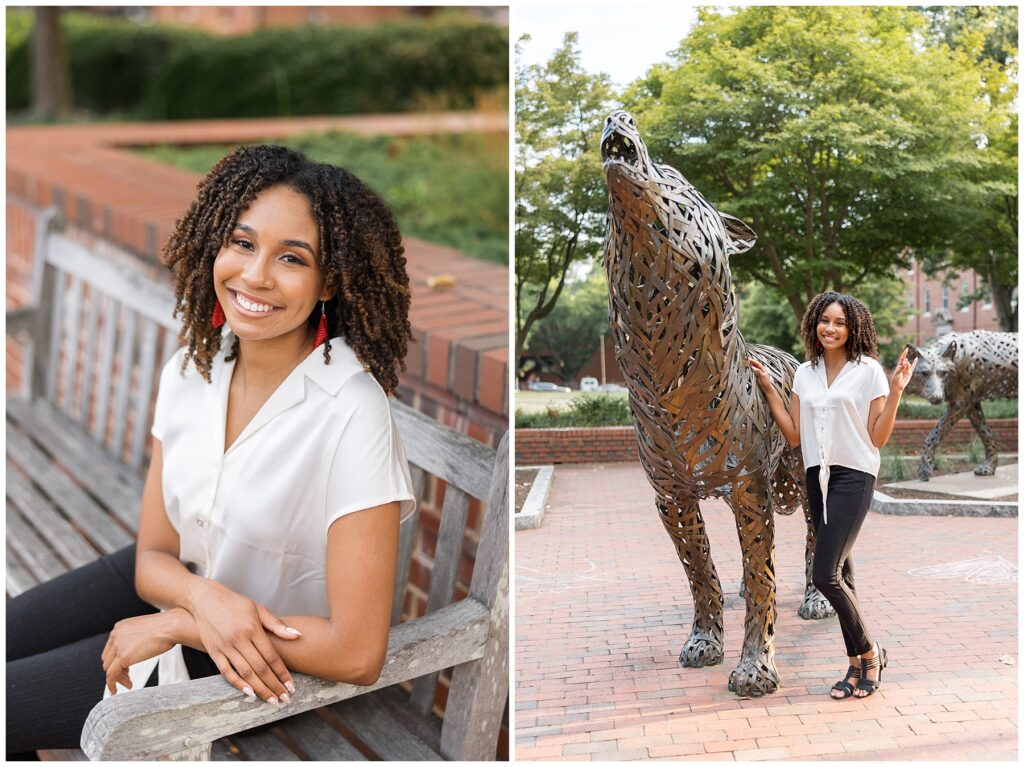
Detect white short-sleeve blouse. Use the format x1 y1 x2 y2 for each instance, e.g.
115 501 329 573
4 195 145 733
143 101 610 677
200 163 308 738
111 332 416 693
791 355 890 523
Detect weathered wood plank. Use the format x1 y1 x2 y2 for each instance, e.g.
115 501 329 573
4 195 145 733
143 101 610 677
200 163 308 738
390 401 494 501
374 686 443 753
92 294 119 444
5 426 134 554
29 210 62 401
280 712 366 760
411 485 470 713
6 461 100 568
7 398 143 529
331 693 443 761
44 270 65 404
6 542 40 598
7 504 69 584
61 274 84 418
392 465 426 626
130 318 159 472
75 284 102 425
81 596 490 760
230 729 300 761
111 305 136 460
45 232 178 331
440 432 509 761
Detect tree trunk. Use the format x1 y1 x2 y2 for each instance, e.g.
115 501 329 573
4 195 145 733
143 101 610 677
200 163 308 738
987 270 1017 332
31 8 73 121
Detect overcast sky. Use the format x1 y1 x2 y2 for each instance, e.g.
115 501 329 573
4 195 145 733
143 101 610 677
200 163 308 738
515 5 699 89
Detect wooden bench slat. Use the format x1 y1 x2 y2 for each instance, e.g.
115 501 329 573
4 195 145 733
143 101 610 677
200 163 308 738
6 425 134 554
391 401 494 500
8 397 143 527
130 318 160 472
6 462 100 569
411 485 471 714
92 293 120 444
6 542 41 597
392 465 427 626
111 305 137 460
75 284 102 424
279 712 367 760
330 692 443 761
62 274 84 418
44 272 65 403
229 728 301 761
6 504 70 584
374 685 443 753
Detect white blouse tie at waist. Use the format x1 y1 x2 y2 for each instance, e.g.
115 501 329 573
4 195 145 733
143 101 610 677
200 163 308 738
816 404 831 525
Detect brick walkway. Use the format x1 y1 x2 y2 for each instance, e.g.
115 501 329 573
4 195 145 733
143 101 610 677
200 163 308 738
515 463 1018 761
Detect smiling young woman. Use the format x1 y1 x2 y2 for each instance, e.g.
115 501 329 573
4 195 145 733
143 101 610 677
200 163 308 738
749 292 917 702
6 145 417 754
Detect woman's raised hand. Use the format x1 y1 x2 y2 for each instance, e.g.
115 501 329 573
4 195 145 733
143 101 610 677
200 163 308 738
748 357 773 392
890 347 918 394
186 580 300 704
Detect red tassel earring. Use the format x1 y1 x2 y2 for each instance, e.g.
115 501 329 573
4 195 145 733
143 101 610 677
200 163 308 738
211 300 226 329
314 301 328 348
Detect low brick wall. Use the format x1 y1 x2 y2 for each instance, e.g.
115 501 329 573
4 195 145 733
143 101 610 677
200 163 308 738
517 419 1018 465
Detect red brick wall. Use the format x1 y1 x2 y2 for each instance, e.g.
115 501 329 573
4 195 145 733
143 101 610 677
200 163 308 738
517 420 1018 466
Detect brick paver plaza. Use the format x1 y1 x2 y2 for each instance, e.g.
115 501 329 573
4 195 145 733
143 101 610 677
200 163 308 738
515 463 1017 761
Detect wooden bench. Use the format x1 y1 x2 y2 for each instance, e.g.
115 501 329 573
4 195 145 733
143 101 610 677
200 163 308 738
6 209 509 760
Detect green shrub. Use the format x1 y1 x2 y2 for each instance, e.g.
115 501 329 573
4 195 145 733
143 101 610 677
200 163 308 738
7 12 508 119
881 449 907 481
897 398 1018 420
966 438 986 465
515 394 632 428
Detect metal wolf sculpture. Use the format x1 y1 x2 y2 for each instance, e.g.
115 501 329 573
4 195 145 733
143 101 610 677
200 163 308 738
907 330 1018 480
600 111 830 696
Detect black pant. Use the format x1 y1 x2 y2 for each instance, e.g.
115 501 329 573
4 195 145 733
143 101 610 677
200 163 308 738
6 545 217 756
807 465 876 657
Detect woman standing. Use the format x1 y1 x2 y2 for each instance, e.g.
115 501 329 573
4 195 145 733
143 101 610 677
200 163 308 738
749 292 916 700
7 145 417 755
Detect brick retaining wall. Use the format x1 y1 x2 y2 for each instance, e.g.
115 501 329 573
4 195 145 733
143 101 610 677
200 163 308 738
517 419 1019 466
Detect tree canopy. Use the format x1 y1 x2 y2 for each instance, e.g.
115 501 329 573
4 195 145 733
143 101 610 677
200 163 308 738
515 33 613 363
624 6 1015 326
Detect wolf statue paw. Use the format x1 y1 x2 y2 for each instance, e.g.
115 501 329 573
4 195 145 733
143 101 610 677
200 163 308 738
728 653 780 697
973 462 996 476
678 633 724 668
798 585 835 620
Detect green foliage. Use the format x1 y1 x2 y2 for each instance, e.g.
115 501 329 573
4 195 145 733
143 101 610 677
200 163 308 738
525 268 610 381
880 448 908 481
135 131 508 264
966 437 986 466
7 12 508 119
515 33 616 362
896 398 1017 420
625 6 997 324
514 394 632 428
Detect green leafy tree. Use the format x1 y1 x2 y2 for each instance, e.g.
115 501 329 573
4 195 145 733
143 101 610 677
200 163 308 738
515 33 614 364
625 6 994 324
920 6 1017 330
526 268 609 384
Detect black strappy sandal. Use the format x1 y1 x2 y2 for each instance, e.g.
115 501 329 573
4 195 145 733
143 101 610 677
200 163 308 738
855 645 888 698
830 664 861 700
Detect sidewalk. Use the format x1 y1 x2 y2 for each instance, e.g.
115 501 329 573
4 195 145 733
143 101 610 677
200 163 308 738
515 463 1018 761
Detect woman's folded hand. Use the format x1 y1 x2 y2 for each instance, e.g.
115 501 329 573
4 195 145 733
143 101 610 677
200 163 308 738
102 612 178 695
184 579 300 704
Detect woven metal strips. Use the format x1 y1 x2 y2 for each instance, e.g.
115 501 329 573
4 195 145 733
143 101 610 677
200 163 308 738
907 330 1018 479
600 110 830 697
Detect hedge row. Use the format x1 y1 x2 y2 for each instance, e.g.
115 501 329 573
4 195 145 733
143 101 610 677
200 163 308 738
7 12 508 119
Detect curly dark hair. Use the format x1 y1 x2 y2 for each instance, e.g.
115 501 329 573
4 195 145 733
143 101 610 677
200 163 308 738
800 292 879 367
162 144 412 395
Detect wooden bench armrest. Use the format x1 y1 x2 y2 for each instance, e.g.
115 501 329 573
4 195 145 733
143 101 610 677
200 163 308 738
6 306 37 336
81 597 490 760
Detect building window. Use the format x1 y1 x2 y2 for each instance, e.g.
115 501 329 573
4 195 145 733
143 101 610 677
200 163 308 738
941 284 949 311
961 281 970 312
982 284 992 309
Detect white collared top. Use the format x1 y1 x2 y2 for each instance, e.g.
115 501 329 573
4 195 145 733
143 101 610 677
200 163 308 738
109 332 416 694
791 355 889 523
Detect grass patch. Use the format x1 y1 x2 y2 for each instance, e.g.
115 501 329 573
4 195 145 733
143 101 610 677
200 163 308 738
897 397 1017 420
515 394 632 428
133 130 508 265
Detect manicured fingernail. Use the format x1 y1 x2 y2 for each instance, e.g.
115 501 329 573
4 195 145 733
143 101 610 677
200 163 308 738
285 681 296 694
280 693 291 704
268 696 279 706
284 626 302 636
242 686 255 701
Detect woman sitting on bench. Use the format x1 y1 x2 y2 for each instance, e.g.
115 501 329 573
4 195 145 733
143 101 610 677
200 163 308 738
7 145 416 756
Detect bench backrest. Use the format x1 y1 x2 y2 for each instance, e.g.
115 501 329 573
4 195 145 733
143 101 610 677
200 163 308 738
16 208 508 757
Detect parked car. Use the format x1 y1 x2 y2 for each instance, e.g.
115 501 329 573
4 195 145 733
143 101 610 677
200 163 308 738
598 383 629 393
528 381 572 393
579 377 599 392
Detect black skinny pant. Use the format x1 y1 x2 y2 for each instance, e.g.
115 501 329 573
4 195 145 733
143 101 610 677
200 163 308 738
806 465 876 658
6 545 218 756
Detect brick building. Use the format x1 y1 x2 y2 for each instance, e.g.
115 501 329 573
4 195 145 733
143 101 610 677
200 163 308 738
898 258 1003 345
